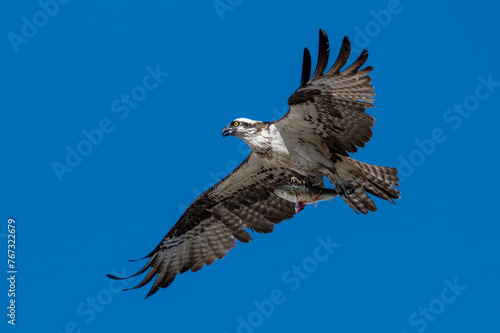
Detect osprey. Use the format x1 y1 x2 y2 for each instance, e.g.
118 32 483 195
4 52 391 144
108 29 400 298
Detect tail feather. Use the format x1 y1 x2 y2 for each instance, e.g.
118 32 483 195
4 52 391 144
349 158 400 202
343 188 376 214
328 157 400 214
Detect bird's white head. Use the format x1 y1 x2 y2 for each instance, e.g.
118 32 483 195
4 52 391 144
221 118 267 150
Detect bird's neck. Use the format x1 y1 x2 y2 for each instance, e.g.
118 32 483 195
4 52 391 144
241 123 272 154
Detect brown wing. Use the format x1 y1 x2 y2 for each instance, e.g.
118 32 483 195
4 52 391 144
276 29 376 156
107 152 302 298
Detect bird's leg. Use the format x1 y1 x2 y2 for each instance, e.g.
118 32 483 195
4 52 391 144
291 176 303 185
308 173 325 187
334 178 356 196
346 183 356 194
303 177 313 188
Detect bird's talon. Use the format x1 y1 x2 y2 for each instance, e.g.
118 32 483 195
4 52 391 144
303 177 313 187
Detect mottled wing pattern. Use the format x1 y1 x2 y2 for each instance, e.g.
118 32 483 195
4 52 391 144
277 29 376 157
108 153 303 298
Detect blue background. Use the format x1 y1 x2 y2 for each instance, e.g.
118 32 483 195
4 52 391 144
2 0 500 332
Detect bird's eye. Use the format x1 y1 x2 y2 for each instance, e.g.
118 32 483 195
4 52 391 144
233 121 239 127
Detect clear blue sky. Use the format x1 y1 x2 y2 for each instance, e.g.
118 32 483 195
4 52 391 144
2 0 500 332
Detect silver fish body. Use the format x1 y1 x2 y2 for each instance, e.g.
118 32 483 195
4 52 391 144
274 185 338 213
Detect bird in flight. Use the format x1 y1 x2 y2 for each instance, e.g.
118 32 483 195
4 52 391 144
108 29 400 298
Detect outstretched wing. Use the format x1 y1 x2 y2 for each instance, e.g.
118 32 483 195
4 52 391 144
108 152 303 298
276 29 376 157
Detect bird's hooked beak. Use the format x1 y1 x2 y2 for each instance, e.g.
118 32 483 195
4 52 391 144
222 125 235 137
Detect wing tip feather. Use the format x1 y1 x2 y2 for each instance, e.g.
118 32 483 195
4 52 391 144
300 47 312 87
326 35 352 75
310 28 330 81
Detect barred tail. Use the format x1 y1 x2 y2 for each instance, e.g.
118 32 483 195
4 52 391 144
328 156 400 214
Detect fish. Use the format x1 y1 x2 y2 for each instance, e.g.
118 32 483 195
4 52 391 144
274 184 339 214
